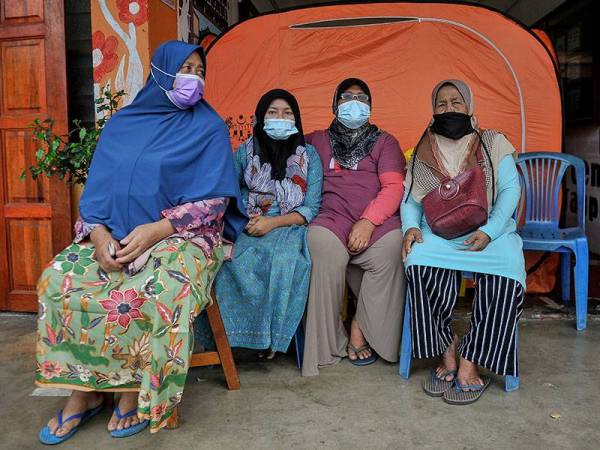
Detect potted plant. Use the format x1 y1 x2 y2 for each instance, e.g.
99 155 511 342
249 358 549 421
22 89 125 220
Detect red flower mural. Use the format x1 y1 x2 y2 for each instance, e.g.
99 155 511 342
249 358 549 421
92 30 119 83
116 0 149 26
100 288 147 329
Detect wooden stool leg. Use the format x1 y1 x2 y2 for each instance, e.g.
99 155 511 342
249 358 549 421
165 405 181 429
206 288 240 390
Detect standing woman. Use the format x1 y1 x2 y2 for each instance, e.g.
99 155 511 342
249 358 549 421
402 79 525 404
211 89 322 358
36 40 246 443
303 78 406 376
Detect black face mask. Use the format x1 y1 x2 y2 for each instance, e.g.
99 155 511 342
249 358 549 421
430 112 474 140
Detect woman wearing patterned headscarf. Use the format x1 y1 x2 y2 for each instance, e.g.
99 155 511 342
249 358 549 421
402 79 525 405
204 89 322 359
303 78 406 376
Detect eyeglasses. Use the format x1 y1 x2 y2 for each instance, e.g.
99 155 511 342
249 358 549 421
339 93 369 102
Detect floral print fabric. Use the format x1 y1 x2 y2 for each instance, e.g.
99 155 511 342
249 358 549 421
244 137 308 216
161 198 229 257
74 198 229 274
36 238 224 433
37 199 228 433
75 198 228 244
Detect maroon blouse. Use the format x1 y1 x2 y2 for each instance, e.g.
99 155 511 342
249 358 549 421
307 130 405 250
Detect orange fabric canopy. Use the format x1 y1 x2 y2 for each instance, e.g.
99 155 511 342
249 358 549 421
205 2 561 153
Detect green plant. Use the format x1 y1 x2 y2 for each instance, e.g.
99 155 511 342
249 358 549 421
21 88 126 186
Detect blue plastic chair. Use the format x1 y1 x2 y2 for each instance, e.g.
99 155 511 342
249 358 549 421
515 152 589 330
399 281 520 392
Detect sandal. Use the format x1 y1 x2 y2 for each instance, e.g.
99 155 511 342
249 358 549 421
39 403 104 445
109 406 149 438
423 368 457 397
443 375 491 405
347 343 377 366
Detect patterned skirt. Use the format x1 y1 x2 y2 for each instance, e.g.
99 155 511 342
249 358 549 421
210 225 310 352
35 237 223 433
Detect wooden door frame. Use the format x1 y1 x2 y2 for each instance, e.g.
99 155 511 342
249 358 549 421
0 0 71 311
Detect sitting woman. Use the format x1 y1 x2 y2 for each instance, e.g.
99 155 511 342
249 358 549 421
401 79 525 405
303 78 406 376
37 41 246 444
212 89 322 359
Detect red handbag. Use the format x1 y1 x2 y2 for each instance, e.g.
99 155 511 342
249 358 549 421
422 146 488 240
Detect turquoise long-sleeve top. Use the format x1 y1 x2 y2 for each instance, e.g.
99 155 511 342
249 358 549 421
234 142 323 223
402 155 526 287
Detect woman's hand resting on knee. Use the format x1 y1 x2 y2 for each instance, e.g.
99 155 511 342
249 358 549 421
347 219 375 253
401 227 423 262
90 226 123 272
115 219 175 265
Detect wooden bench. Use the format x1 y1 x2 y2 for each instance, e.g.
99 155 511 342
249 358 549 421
166 288 239 428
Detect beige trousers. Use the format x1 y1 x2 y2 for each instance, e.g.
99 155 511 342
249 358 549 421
302 226 405 376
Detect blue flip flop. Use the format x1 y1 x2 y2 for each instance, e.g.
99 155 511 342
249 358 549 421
109 406 149 438
423 368 458 397
443 375 492 405
348 343 378 366
39 403 104 445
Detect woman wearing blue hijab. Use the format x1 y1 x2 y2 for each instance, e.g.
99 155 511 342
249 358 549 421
36 41 247 443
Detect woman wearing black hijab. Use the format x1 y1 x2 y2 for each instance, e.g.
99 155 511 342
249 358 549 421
211 89 323 358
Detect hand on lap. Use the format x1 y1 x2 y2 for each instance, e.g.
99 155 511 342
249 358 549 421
463 230 491 251
90 226 122 272
245 215 274 237
115 219 175 264
347 219 375 253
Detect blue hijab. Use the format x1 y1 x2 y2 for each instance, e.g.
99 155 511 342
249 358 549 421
80 40 247 241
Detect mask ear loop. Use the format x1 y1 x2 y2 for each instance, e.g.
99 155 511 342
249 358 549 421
150 62 175 92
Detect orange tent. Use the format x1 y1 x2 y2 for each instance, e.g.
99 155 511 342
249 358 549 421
205 2 563 293
205 2 561 154
532 28 559 68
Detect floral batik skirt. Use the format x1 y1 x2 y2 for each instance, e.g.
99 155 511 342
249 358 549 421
35 237 223 433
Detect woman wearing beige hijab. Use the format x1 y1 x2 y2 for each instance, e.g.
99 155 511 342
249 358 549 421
402 79 525 405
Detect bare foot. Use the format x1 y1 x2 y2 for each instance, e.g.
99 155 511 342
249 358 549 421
107 392 140 432
456 357 484 390
435 335 458 381
46 391 103 437
347 317 372 361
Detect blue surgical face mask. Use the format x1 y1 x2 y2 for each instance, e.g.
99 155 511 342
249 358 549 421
337 100 371 129
263 119 298 140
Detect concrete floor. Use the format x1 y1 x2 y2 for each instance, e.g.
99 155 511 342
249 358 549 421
1 313 599 450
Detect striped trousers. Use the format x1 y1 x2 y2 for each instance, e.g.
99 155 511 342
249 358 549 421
406 265 525 376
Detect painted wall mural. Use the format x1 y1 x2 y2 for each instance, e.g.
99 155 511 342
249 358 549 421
91 0 150 113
